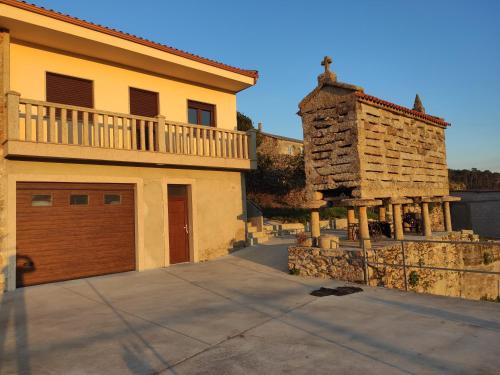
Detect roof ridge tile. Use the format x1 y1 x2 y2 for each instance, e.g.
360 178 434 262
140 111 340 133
1 0 258 79
355 91 450 127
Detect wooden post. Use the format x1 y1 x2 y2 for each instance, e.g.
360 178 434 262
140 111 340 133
443 201 452 232
421 201 432 238
358 206 371 249
393 203 404 240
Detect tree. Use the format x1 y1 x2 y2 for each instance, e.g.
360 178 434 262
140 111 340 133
237 112 254 132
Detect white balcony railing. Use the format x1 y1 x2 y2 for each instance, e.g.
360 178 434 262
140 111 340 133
4 91 257 168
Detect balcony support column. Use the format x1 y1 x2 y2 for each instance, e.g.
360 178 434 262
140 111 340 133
6 91 20 140
1 29 11 143
247 129 257 161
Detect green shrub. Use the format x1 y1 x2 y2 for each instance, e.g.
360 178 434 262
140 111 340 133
483 251 493 265
408 271 420 288
289 268 300 276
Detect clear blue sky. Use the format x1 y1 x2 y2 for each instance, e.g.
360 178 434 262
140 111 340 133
32 0 500 171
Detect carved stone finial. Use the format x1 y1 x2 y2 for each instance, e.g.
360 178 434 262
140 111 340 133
413 94 425 113
321 56 333 73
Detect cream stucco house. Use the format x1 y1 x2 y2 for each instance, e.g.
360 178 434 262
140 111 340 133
0 0 258 291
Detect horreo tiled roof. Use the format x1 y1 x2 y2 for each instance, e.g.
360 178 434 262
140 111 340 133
0 0 259 80
355 91 450 127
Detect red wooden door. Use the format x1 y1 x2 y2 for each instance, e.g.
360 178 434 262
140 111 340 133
168 185 190 264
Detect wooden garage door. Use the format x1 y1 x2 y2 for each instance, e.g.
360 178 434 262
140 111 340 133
16 183 135 287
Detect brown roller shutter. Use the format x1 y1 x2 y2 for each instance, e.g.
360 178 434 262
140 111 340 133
46 72 93 108
129 87 159 117
16 182 136 287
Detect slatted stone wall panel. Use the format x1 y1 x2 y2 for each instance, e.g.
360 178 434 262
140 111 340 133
357 102 449 198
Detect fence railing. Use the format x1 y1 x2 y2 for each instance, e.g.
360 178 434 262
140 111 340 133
361 238 500 292
5 92 256 161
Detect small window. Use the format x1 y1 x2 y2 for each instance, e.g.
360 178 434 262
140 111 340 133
32 194 52 207
188 100 215 126
104 194 121 205
70 194 89 205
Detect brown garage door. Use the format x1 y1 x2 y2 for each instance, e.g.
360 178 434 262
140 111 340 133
16 182 136 287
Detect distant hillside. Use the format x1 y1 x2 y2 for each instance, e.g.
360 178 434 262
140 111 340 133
449 168 500 191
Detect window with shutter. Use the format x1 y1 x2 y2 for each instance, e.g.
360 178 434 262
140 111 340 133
129 88 159 150
46 72 93 108
129 87 159 117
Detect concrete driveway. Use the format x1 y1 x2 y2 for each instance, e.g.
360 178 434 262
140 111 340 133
1 237 499 374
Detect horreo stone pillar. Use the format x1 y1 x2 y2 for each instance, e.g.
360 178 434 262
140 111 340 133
393 204 404 240
421 201 432 238
347 208 355 240
310 209 320 240
378 206 386 222
443 201 452 232
310 191 324 245
441 196 460 232
390 198 411 240
358 206 370 249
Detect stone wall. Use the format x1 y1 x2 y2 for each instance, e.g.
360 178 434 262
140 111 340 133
288 232 500 301
300 85 361 198
258 133 303 156
288 246 364 282
369 234 500 300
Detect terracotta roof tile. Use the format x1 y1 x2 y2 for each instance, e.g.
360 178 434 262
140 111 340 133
355 91 450 127
0 0 259 80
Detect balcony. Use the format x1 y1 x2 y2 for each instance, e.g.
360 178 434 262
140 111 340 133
3 92 257 170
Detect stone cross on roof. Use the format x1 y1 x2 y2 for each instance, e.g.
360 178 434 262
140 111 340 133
321 56 332 73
